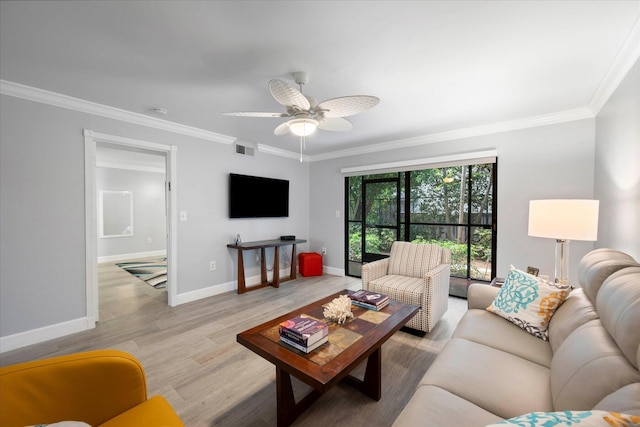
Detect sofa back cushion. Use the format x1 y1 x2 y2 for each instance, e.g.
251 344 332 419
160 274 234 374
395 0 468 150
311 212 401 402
388 242 443 278
548 288 598 353
550 319 640 411
550 265 640 411
596 266 640 369
577 248 638 305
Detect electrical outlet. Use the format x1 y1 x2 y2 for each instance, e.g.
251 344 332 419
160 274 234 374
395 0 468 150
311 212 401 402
209 261 216 271
179 211 187 221
321 247 327 255
147 237 152 244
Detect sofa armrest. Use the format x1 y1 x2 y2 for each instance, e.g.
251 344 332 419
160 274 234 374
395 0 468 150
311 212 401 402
467 283 500 310
0 350 148 427
361 258 390 288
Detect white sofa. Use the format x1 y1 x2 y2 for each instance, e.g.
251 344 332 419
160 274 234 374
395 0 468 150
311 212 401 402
393 248 640 426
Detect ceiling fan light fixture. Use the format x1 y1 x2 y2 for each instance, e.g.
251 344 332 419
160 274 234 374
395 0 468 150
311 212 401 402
288 118 318 137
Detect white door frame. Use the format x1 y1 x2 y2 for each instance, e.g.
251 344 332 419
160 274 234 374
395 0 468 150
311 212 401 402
84 129 178 325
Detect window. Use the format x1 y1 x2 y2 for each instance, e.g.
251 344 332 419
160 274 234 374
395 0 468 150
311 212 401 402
345 161 497 295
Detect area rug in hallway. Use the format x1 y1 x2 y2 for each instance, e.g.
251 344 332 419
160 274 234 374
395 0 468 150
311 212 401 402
116 258 167 289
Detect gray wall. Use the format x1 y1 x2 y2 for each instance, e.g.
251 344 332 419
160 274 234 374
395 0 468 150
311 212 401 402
96 167 167 258
594 58 640 259
0 94 310 338
1 59 638 345
309 119 597 283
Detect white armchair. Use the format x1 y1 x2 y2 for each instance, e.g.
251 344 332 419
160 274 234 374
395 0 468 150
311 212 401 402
362 241 451 333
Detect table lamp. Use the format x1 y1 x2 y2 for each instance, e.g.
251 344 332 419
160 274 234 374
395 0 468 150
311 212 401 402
528 199 599 285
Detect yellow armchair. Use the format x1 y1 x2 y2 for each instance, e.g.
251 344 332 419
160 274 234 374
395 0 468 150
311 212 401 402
0 350 185 427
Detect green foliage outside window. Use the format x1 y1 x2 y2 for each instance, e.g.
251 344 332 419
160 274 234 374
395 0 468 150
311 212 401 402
346 163 495 280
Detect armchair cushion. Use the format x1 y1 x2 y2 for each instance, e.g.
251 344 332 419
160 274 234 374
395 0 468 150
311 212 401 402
369 275 424 308
388 242 443 277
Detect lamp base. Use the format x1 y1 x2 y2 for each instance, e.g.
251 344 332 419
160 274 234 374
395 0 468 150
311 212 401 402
555 239 570 286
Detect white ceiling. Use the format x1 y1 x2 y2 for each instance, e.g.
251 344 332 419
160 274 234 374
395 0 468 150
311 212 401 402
1 1 639 158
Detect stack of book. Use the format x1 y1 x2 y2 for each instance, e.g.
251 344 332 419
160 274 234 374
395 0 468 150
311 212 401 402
278 315 329 353
348 289 390 311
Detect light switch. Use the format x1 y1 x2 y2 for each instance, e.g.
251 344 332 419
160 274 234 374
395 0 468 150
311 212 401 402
180 211 187 221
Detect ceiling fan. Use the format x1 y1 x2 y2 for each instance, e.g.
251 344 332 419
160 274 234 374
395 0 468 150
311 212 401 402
223 72 380 139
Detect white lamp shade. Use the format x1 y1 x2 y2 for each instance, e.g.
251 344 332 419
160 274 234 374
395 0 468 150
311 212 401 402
528 199 599 241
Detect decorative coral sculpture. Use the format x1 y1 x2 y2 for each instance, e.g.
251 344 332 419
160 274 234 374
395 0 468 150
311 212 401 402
323 295 354 324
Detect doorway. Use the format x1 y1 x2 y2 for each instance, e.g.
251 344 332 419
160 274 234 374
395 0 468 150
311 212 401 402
84 130 178 325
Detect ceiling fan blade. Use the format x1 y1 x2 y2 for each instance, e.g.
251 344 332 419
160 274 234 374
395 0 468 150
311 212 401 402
317 95 380 118
222 112 287 118
269 79 310 110
274 122 291 136
318 117 353 132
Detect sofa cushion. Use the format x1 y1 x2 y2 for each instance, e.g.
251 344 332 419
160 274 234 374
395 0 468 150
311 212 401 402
98 396 184 427
547 288 598 353
596 267 640 369
487 266 569 340
593 383 640 416
392 385 504 427
388 241 441 278
486 410 640 426
453 309 553 367
420 338 553 419
577 248 638 304
551 319 640 411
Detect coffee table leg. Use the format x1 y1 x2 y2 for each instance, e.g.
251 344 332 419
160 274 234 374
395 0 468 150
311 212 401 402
276 366 323 427
362 347 382 400
343 347 382 400
276 366 296 427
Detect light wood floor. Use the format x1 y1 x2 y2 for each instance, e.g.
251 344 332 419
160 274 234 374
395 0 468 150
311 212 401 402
1 261 468 427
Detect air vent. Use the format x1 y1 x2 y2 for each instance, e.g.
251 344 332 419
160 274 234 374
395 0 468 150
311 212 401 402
235 142 255 157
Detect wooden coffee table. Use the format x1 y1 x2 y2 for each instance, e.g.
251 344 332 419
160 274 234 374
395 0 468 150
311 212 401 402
236 290 419 426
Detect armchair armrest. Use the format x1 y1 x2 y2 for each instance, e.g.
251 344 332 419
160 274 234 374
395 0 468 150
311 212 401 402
0 350 148 427
467 283 500 310
424 263 451 328
361 258 390 289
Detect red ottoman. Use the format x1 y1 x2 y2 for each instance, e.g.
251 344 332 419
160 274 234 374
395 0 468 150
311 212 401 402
299 252 323 277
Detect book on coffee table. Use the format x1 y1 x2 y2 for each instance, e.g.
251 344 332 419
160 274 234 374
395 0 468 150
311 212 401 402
280 334 329 353
278 316 328 346
348 289 389 311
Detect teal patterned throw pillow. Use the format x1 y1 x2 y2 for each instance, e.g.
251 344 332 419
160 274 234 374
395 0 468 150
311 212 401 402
485 410 640 426
487 265 570 340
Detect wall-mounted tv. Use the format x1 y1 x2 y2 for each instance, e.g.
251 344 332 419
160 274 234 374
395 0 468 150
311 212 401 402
229 173 289 218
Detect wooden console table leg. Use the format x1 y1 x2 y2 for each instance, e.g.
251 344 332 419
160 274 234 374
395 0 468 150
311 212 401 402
260 247 267 285
273 246 280 288
290 244 297 280
237 249 246 294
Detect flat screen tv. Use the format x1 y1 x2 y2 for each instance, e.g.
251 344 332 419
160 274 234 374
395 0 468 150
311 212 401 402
229 173 289 218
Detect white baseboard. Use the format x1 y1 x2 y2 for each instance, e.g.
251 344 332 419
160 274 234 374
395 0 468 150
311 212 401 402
98 250 167 263
0 317 95 353
323 265 345 276
173 267 296 305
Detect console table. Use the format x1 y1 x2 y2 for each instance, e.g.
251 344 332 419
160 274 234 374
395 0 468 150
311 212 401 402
227 239 306 294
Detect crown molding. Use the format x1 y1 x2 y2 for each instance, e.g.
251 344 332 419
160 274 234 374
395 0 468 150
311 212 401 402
308 107 593 162
257 143 310 163
588 15 640 115
0 80 236 145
